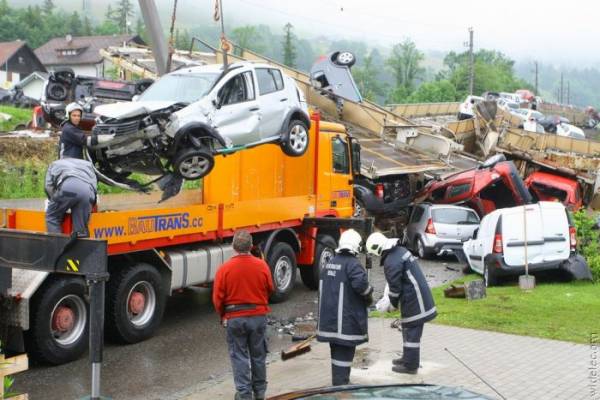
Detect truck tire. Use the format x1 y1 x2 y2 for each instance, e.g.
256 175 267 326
106 263 166 344
299 235 336 290
26 276 88 365
268 242 297 303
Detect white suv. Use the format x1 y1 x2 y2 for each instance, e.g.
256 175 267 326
91 62 310 183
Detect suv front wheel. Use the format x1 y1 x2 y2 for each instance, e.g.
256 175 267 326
173 148 215 180
281 120 309 157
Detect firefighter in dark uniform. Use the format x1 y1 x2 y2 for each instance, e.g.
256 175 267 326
45 157 97 237
317 229 373 386
59 102 113 159
366 232 437 374
212 230 274 400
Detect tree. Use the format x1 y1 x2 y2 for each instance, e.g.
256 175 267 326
231 25 264 54
386 39 425 94
407 80 457 103
282 22 297 68
352 52 386 102
42 0 54 14
135 16 146 41
113 0 135 34
83 16 93 36
68 11 83 36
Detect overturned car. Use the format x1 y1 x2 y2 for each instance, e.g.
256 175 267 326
34 68 153 129
89 62 310 187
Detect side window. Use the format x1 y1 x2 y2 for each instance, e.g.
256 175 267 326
218 73 253 106
447 183 471 199
271 69 284 90
256 68 283 95
411 206 424 223
332 137 349 174
430 187 446 201
242 71 255 100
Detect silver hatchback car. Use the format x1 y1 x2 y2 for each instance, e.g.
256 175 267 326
404 203 480 258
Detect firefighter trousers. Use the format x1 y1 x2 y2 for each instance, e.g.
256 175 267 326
329 343 356 386
401 323 424 370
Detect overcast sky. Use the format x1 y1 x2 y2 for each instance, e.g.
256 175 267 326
207 0 598 67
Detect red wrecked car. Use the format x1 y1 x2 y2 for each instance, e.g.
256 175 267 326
525 171 583 211
415 155 533 217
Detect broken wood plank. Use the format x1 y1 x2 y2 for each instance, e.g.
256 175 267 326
281 335 315 361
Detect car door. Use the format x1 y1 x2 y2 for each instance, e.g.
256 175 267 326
464 214 491 274
540 203 570 263
255 68 287 139
211 71 261 146
329 135 353 213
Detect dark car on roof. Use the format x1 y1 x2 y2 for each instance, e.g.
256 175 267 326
415 155 532 217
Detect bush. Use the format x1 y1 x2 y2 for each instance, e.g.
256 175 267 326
573 211 600 283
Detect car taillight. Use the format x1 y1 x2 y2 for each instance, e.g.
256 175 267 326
493 234 503 253
375 183 384 200
569 226 577 251
425 218 436 234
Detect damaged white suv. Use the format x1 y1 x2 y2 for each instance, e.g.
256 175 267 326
90 62 310 184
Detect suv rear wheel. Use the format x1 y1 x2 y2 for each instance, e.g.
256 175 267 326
281 120 309 157
415 237 430 259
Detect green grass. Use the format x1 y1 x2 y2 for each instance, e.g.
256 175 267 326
0 105 32 131
375 275 600 344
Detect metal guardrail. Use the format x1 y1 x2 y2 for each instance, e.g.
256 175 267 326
386 102 460 118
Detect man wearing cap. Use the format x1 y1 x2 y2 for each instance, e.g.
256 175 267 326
316 229 373 386
366 232 436 374
212 230 274 400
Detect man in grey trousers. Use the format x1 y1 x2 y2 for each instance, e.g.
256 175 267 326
45 157 97 237
212 230 274 400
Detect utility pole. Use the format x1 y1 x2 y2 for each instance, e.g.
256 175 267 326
560 72 564 104
567 81 570 105
534 61 538 95
468 27 474 95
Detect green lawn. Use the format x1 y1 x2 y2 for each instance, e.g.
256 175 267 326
376 275 600 344
0 105 32 132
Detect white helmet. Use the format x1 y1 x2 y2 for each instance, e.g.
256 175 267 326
65 102 83 115
336 229 363 255
366 232 398 256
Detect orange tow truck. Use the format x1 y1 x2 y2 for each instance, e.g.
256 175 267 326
0 114 371 365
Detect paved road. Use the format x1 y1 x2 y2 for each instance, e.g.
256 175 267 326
15 255 463 400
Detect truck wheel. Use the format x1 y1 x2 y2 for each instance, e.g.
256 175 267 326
26 276 88 365
106 263 166 344
353 200 367 218
268 242 297 303
281 120 309 157
299 235 336 290
173 148 215 180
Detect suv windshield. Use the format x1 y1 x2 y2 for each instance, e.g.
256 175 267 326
433 208 479 224
139 73 219 103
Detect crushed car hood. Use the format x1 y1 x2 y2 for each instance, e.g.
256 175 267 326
94 101 175 119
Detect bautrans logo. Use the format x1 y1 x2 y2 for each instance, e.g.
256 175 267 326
93 212 203 238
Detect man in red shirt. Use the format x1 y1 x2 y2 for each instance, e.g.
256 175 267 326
213 230 274 400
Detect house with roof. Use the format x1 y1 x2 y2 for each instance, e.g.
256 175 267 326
0 40 46 88
35 34 146 77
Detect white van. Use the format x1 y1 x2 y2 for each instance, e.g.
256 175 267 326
461 202 590 285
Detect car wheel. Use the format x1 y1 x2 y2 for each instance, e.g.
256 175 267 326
353 199 367 218
416 237 429 259
299 234 336 290
483 264 498 287
47 82 68 101
173 148 215 180
26 276 89 365
281 119 309 157
268 242 297 303
106 263 166 344
332 51 356 67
